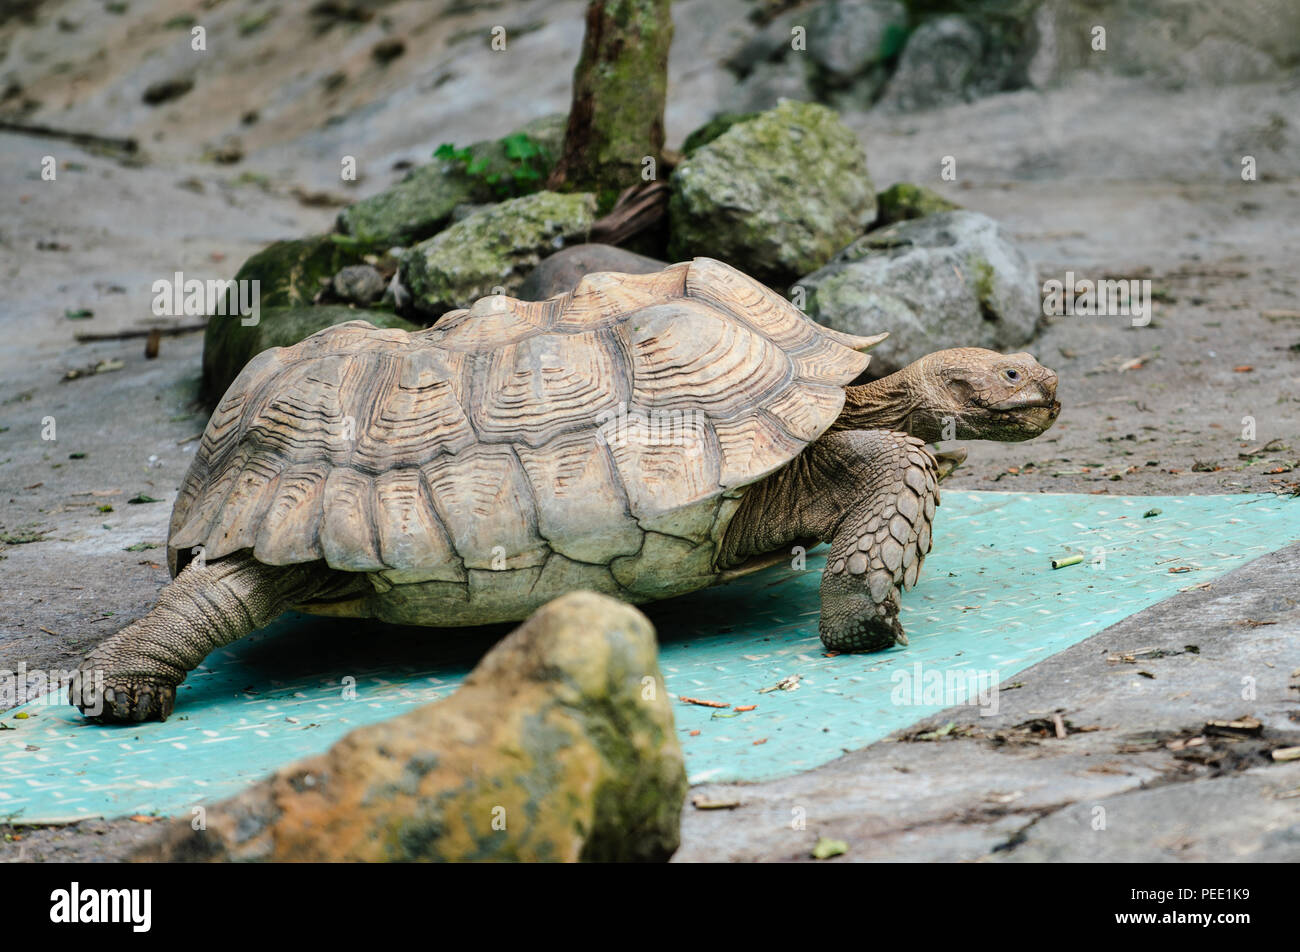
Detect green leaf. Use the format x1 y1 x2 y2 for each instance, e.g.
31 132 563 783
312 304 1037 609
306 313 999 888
503 133 538 160
433 143 457 160
812 837 848 860
127 493 161 504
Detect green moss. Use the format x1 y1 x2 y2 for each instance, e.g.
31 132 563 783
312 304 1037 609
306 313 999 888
680 112 758 154
971 256 996 311
226 234 367 311
668 100 876 285
874 182 961 227
400 191 597 316
550 0 673 213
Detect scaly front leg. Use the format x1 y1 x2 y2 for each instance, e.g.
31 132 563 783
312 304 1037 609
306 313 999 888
816 430 940 651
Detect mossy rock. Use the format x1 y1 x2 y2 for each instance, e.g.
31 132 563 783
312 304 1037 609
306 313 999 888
221 234 369 315
668 100 876 286
202 305 417 405
400 190 597 317
336 114 567 248
873 182 961 227
134 593 687 862
680 111 758 154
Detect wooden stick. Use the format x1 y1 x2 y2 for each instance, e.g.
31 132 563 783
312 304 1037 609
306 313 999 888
74 322 207 343
0 119 138 154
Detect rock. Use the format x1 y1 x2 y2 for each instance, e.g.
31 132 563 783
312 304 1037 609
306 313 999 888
133 592 687 863
731 58 814 113
877 11 1036 111
336 114 566 247
806 0 908 93
798 211 1040 375
222 234 365 313
680 112 758 155
668 100 876 286
722 7 805 78
875 16 984 111
515 243 667 301
142 76 194 105
371 37 405 63
725 1 907 110
202 305 417 404
331 264 386 304
400 190 597 317
873 182 962 227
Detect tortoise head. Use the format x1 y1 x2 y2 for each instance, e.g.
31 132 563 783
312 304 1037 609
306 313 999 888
906 348 1060 442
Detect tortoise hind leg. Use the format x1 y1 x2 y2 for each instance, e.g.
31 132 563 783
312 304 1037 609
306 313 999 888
816 430 940 651
70 554 364 723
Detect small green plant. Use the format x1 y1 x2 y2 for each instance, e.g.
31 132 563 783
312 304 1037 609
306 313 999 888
434 132 551 200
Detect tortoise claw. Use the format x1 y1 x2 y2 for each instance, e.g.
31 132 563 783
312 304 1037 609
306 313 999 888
932 447 968 481
70 668 176 723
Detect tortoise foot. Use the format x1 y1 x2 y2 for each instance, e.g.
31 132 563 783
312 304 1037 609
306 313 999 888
69 667 176 723
818 582 906 652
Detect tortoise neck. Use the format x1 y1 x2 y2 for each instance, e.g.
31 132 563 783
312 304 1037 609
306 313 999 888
836 365 934 440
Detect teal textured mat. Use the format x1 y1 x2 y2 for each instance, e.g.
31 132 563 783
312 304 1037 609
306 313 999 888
2 491 1296 823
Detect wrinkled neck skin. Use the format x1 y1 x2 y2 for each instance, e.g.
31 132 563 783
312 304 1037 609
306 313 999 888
834 365 945 442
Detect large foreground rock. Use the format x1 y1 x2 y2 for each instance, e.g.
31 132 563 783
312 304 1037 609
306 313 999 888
515 243 667 301
668 100 876 286
134 592 687 862
203 306 417 404
799 211 1040 375
400 190 597 317
336 114 566 247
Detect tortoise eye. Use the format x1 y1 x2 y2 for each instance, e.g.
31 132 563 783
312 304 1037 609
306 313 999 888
1004 368 1020 382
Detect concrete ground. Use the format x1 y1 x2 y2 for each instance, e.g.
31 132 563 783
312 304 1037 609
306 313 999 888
2 1 1298 861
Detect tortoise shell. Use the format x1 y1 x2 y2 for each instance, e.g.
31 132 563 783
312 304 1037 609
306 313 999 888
168 258 881 623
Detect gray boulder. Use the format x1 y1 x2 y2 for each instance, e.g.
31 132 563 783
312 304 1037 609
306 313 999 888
668 100 876 286
516 244 667 301
806 0 908 105
798 211 1041 375
399 190 597 317
331 264 386 305
876 16 986 111
877 10 1039 111
726 1 907 110
731 58 815 113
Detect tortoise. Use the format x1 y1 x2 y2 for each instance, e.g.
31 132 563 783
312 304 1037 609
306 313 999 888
71 257 1059 722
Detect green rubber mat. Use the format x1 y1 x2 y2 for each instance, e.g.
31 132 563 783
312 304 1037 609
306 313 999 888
2 492 1296 823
